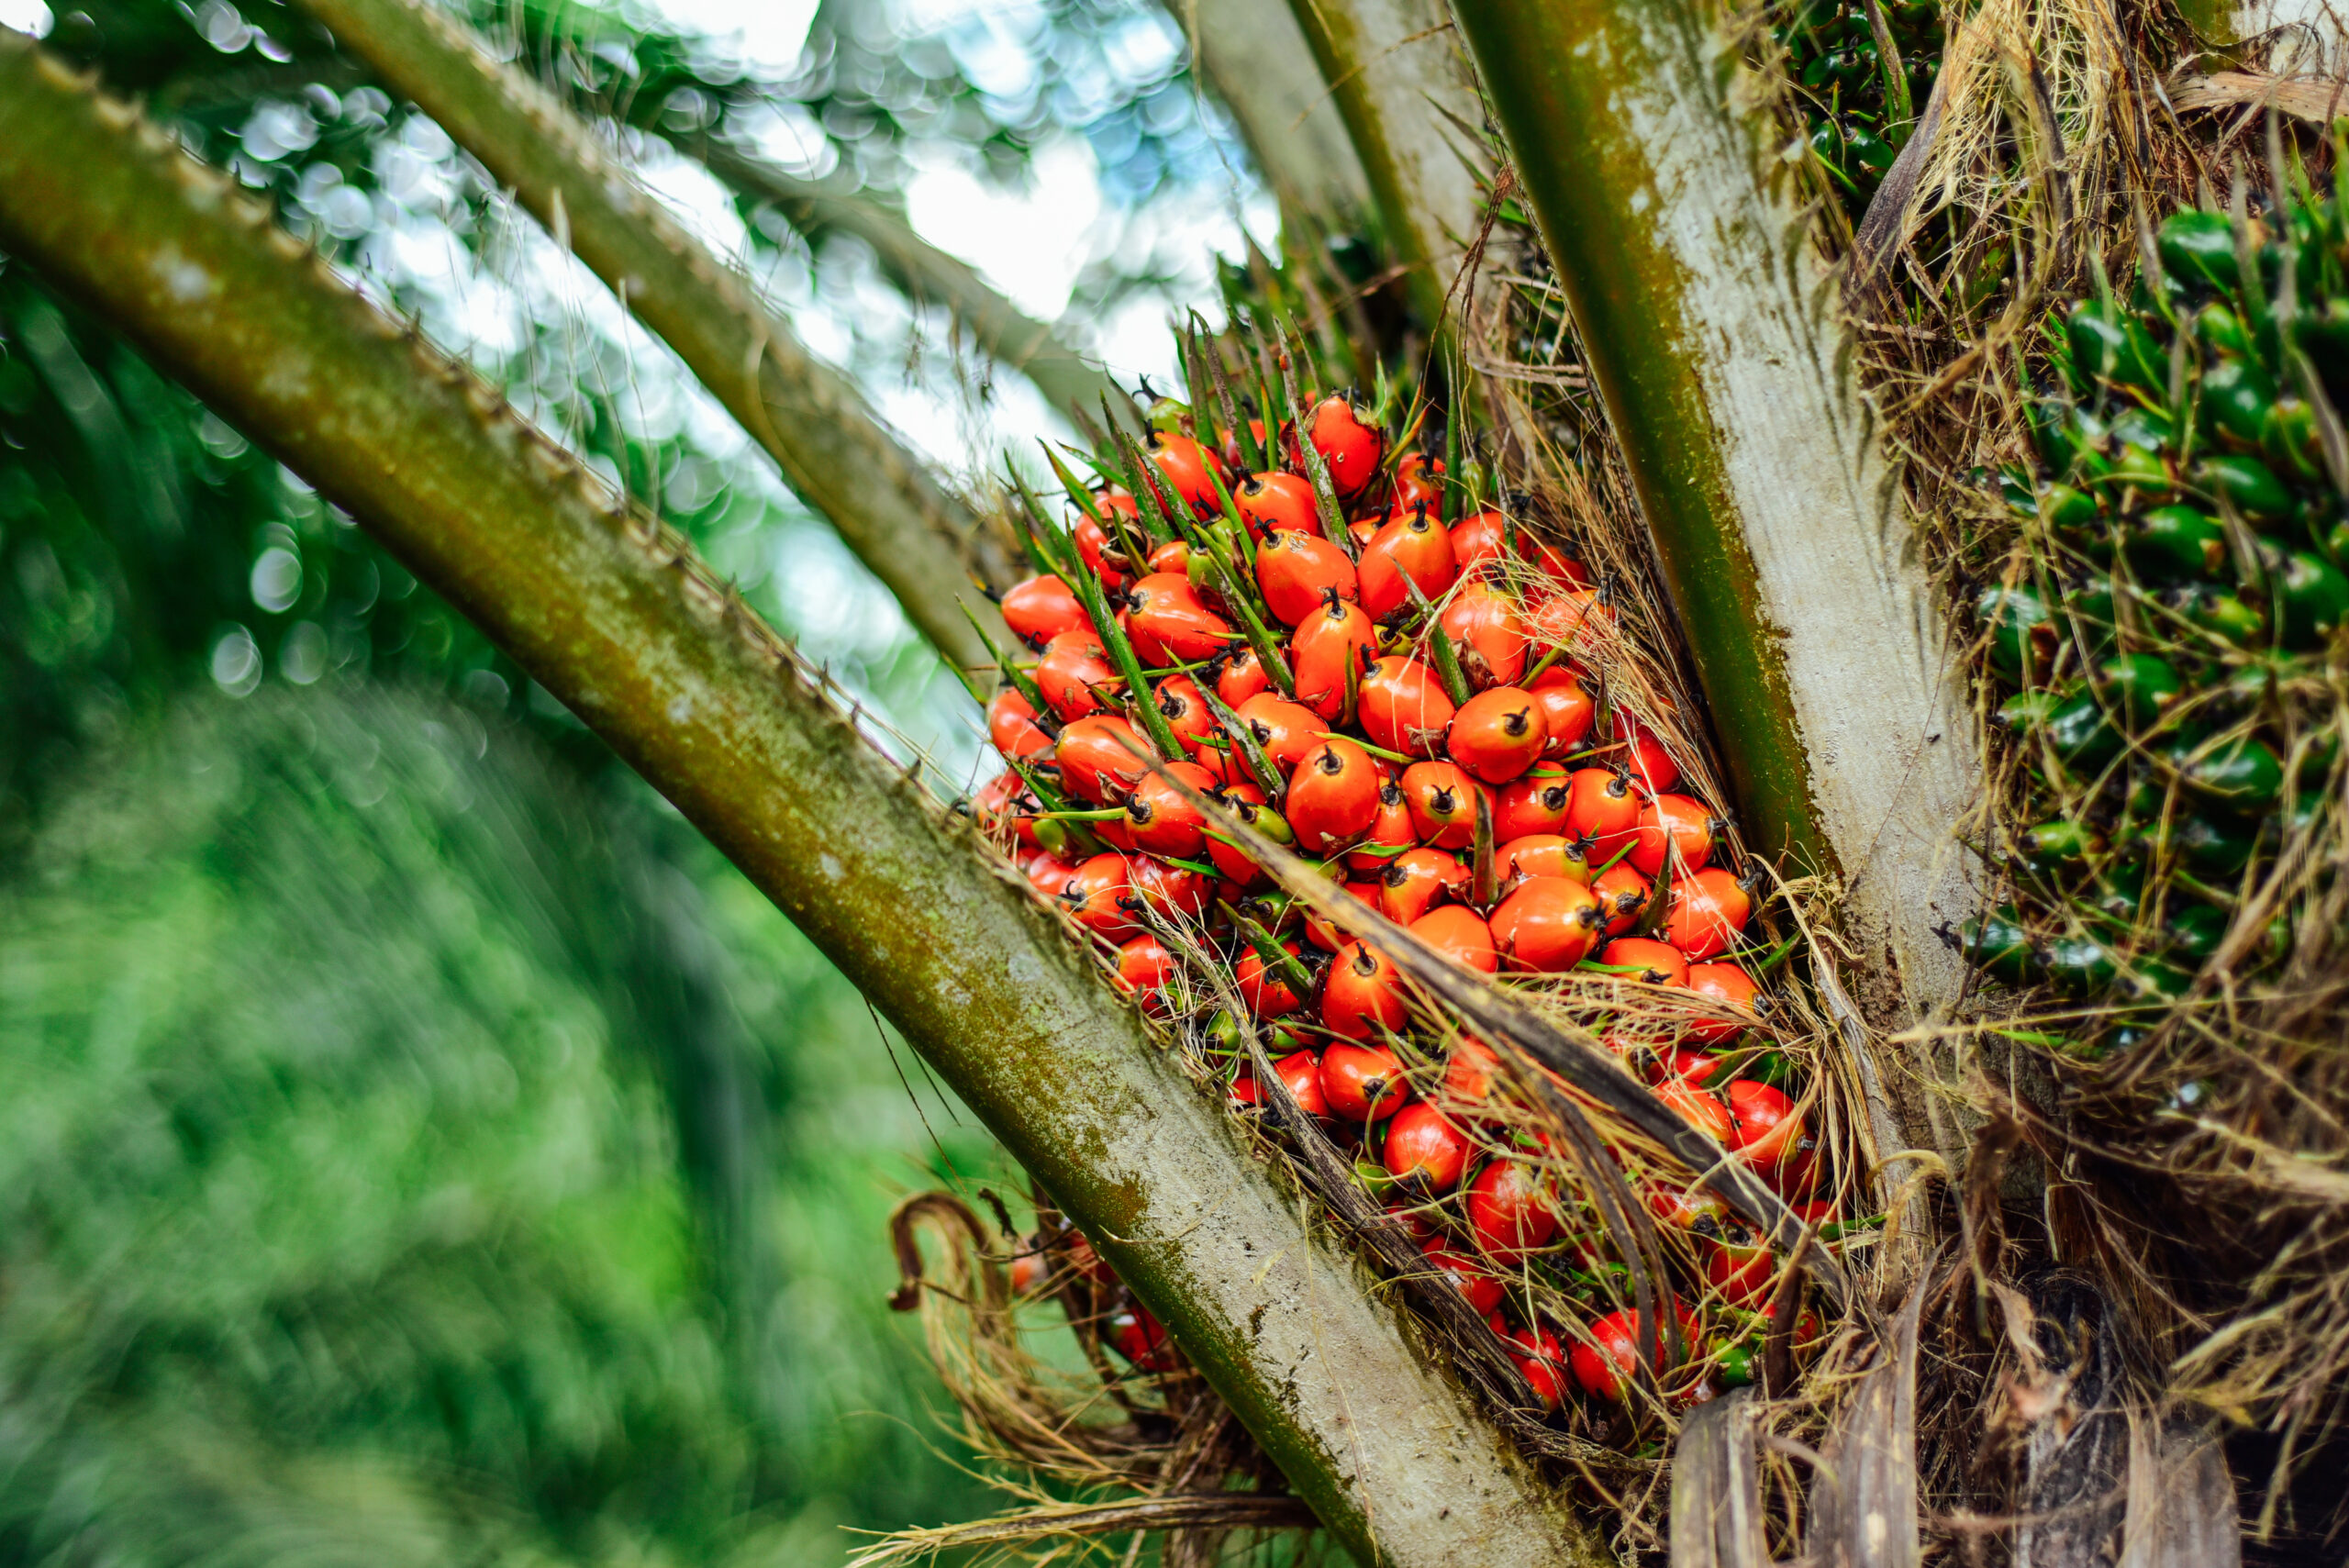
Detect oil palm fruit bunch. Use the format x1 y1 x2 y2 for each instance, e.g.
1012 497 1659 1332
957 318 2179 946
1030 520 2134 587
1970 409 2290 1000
1965 187 2349 1052
965 318 1861 1422
1772 0 1941 216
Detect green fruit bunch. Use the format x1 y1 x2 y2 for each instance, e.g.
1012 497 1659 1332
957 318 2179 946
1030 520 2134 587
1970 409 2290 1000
1772 0 1942 216
1965 191 2349 1051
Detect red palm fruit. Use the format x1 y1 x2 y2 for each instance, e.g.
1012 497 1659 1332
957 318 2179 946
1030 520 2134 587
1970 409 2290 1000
1358 656 1455 759
1624 730 1681 794
1507 1322 1570 1405
1145 429 1224 514
1305 880 1381 951
1494 771 1573 841
1529 667 1598 756
1151 674 1219 757
1122 573 1233 667
1114 934 1176 1014
1064 1232 1118 1284
1093 815 1138 854
1382 847 1469 925
1685 963 1763 1047
1286 738 1382 853
1645 1181 1729 1232
1466 1159 1558 1262
1526 585 1613 650
1655 1077 1733 1142
1489 876 1604 972
1497 833 1593 886
1440 584 1529 688
1148 539 1191 576
1322 943 1408 1044
1665 868 1751 961
1001 573 1090 647
1061 853 1138 940
1725 1080 1806 1179
1275 1047 1330 1116
1702 1226 1778 1308
1207 794 1287 887
1228 1073 1264 1107
1108 1304 1177 1371
1299 395 1385 497
1234 693 1326 773
987 687 1054 760
1122 760 1216 858
1254 529 1358 626
1399 761 1489 849
1346 779 1417 873
973 770 1033 844
1023 849 1079 897
1290 597 1377 720
1412 904 1498 973
1593 862 1653 937
1320 1038 1408 1118
1236 940 1305 1017
1573 1300 1697 1400
1383 1101 1470 1191
1129 856 1209 921
1008 1240 1050 1296
1629 793 1718 878
1447 686 1548 784
1421 1235 1505 1315
1518 1353 1569 1413
1036 629 1118 721
1443 1036 1501 1108
1564 767 1641 851
1649 1045 1723 1085
1450 509 1507 574
1391 450 1446 512
1055 714 1151 804
1601 937 1689 986
1073 512 1129 591
1358 506 1460 619
1521 535 1592 590
1235 471 1323 538
1215 646 1271 707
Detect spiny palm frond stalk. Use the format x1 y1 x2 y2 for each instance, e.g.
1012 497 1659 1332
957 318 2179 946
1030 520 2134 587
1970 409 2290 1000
1451 0 1983 1054
0 35 1609 1568
287 0 1019 673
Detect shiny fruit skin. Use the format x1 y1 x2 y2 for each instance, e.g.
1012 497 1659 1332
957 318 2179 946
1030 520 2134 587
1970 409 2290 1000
1489 876 1604 972
1144 535 1188 575
1592 862 1653 937
1358 507 1461 619
1442 1037 1501 1108
1383 1101 1471 1190
1233 695 1325 773
1290 597 1378 720
1322 943 1409 1044
1129 856 1209 921
1497 833 1592 886
1399 760 1490 849
1391 450 1446 511
1421 1236 1505 1315
1600 937 1689 987
1381 847 1470 925
1466 1159 1559 1262
1629 793 1718 878
1725 1079 1805 1179
1217 647 1272 707
1495 773 1573 841
1654 1078 1733 1141
1286 738 1384 853
1152 674 1220 756
1001 573 1090 647
1254 529 1358 626
974 770 1036 846
1347 780 1417 873
1564 766 1641 852
1146 429 1224 514
1411 904 1498 973
1035 629 1119 721
1061 853 1138 940
1236 940 1305 1016
1701 1228 1777 1307
1275 1048 1329 1116
1123 573 1234 666
1114 934 1176 1013
1440 584 1530 688
1359 656 1457 758
988 687 1054 760
1204 788 1274 885
1450 509 1506 573
1321 1040 1409 1121
1236 471 1322 538
1123 760 1217 858
1665 868 1752 961
1447 686 1548 784
1684 963 1762 1047
1305 880 1381 951
1303 395 1385 498
1507 1324 1571 1410
1055 714 1152 804
1572 1301 1696 1400
1529 668 1598 756
1650 1044 1723 1085
1108 1304 1177 1371
1073 511 1129 591
1623 730 1681 794
1023 849 1079 897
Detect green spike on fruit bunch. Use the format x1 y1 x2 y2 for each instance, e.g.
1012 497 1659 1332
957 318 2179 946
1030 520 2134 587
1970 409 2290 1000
1965 191 2349 1055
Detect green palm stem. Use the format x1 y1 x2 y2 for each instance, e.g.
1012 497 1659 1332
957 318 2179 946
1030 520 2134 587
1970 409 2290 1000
0 35 1610 1567
291 0 1016 674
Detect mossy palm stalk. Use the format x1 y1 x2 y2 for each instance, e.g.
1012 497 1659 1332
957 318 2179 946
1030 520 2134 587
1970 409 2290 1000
0 37 1609 1567
1450 0 1980 1033
287 0 1013 673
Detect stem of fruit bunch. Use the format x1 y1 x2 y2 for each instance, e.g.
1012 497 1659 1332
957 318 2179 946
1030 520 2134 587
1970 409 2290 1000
289 0 1018 673
0 40 1611 1568
1450 0 1980 1040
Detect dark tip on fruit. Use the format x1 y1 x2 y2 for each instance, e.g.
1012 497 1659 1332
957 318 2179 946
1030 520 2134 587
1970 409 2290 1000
1381 781 1405 806
1543 786 1568 809
1351 945 1380 975
1503 706 1532 737
1317 749 1344 774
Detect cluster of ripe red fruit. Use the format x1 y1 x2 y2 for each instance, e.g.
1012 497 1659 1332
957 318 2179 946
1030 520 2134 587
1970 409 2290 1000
972 385 1829 1409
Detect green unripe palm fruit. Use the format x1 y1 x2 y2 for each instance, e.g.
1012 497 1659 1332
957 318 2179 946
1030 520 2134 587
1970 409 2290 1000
2157 209 2240 295
2190 452 2293 522
2125 506 2225 582
2277 550 2349 647
1961 906 2039 984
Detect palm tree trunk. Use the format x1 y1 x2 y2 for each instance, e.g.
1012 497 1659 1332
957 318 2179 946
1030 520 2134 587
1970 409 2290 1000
1159 0 1374 234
